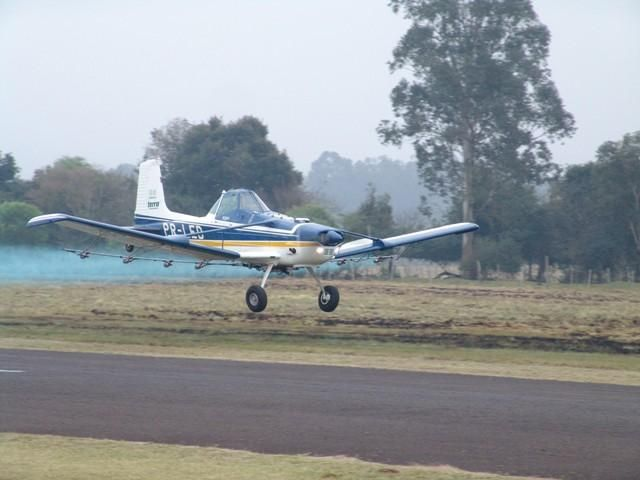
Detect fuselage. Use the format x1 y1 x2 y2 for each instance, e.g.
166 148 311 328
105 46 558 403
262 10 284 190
133 210 341 267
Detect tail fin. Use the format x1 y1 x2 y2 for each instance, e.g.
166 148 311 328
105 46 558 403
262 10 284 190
135 159 173 220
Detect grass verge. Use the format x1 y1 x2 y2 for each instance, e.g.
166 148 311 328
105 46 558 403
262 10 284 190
2 335 640 386
2 280 639 386
0 433 552 480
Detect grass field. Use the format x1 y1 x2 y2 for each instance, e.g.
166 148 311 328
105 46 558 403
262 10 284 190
1 278 639 385
0 433 551 480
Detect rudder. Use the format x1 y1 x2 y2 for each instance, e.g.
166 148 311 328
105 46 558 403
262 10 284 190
135 159 172 220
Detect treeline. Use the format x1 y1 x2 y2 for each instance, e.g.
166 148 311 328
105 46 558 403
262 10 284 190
549 133 640 281
406 131 640 282
1 117 639 282
0 155 136 245
305 131 640 282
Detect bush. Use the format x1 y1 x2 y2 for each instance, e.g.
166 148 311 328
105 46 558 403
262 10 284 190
0 201 48 245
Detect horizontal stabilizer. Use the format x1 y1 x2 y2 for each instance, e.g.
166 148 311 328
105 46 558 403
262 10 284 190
334 222 479 259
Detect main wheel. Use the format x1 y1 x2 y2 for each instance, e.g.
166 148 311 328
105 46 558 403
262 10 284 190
318 285 339 312
246 285 268 312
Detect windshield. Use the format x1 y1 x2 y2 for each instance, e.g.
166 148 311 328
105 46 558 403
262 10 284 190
209 190 270 223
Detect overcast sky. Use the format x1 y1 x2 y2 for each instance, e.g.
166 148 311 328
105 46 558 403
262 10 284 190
1 0 639 179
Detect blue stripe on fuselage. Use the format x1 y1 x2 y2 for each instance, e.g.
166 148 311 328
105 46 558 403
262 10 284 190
133 215 298 241
133 214 339 245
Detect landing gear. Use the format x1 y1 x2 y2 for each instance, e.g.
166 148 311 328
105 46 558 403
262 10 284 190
245 264 274 312
318 285 340 312
125 244 135 253
307 267 340 312
246 285 267 312
243 265 340 313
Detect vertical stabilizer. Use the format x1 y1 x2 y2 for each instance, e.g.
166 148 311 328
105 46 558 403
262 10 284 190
135 159 173 220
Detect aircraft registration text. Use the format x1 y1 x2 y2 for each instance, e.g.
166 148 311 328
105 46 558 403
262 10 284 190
162 222 204 239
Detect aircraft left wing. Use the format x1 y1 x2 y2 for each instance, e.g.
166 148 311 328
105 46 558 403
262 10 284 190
26 213 240 261
334 222 479 259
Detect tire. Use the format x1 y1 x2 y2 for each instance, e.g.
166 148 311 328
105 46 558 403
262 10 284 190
318 285 339 312
125 244 135 253
246 285 268 312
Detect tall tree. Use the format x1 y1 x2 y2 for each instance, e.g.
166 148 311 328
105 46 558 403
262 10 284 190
0 152 19 184
145 117 304 215
379 0 575 274
0 151 26 201
549 162 619 277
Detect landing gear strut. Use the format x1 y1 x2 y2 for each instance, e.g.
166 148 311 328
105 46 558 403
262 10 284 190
244 265 340 313
307 267 340 312
245 264 274 312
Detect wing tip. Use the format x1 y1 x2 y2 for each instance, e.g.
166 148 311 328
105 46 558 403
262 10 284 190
26 213 70 227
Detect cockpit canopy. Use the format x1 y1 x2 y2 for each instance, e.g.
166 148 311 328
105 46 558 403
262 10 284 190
209 189 271 223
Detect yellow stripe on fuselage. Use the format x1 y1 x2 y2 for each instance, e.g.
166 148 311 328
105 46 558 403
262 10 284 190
191 240 320 248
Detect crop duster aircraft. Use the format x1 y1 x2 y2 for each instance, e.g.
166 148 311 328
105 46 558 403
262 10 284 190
27 159 478 312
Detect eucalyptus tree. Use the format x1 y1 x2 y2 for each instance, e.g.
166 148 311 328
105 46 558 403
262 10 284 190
379 0 575 273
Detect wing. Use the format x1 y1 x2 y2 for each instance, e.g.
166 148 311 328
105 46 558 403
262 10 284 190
334 222 479 259
27 213 240 262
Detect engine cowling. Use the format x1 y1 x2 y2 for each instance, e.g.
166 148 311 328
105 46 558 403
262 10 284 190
298 224 344 247
318 230 344 246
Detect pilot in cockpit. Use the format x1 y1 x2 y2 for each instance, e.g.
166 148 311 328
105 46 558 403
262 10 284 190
209 189 271 224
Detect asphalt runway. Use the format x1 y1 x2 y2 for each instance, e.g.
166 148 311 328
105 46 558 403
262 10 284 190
1 349 639 479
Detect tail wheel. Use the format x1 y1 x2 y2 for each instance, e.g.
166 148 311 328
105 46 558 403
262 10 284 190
318 285 339 312
246 285 268 312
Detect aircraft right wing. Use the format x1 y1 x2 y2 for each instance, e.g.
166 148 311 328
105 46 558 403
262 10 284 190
334 222 479 259
27 213 240 262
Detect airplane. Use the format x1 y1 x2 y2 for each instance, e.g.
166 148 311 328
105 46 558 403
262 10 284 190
27 159 479 312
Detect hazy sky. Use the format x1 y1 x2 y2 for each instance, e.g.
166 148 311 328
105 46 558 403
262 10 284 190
1 0 639 179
